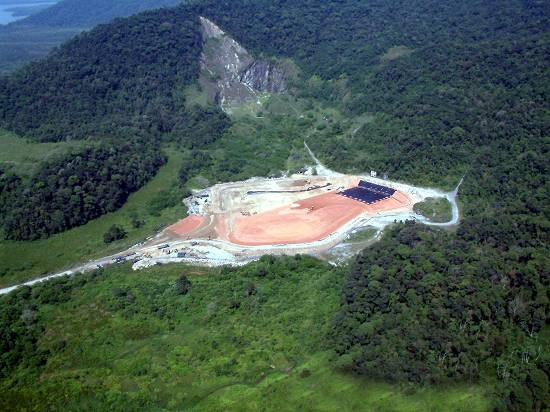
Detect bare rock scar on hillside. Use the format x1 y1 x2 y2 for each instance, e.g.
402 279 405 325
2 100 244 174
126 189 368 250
199 16 288 113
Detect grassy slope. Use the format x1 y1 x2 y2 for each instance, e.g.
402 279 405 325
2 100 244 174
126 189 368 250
413 197 453 223
0 260 492 411
0 128 83 176
193 351 489 411
0 148 187 288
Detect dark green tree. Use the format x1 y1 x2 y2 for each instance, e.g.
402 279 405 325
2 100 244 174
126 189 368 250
103 224 127 244
175 274 192 295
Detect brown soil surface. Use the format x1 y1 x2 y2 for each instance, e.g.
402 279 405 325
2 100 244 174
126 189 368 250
166 215 205 236
225 192 368 246
222 190 410 246
156 179 411 249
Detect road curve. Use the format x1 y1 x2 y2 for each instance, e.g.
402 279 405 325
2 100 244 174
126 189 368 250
417 176 464 227
305 140 464 227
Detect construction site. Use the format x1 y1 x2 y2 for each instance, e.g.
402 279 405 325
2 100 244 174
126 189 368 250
170 175 411 245
129 167 455 269
0 156 461 295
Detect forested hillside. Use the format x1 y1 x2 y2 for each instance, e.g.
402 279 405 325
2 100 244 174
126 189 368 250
0 7 229 238
186 0 550 409
0 0 185 73
333 223 549 410
0 0 548 410
0 7 203 141
194 0 549 180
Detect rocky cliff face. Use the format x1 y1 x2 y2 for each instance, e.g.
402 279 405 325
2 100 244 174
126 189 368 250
199 17 287 112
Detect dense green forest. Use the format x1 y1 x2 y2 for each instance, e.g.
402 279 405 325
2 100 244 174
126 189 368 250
1 141 165 240
0 0 548 410
333 223 549 410
0 7 203 141
0 258 491 411
0 7 229 238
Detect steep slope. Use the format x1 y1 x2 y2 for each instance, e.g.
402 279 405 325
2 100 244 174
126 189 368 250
193 0 549 178
199 17 288 112
0 8 230 239
0 7 203 142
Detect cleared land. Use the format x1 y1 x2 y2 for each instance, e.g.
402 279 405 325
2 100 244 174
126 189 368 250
170 174 415 249
0 154 455 292
133 172 444 268
227 192 372 246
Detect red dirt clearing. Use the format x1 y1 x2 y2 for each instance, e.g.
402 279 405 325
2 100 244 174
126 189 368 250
226 191 410 246
227 192 366 246
166 215 205 235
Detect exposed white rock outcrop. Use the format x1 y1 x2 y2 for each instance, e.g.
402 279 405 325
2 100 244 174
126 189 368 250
199 16 287 112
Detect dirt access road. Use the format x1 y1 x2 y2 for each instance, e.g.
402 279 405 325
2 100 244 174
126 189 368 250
0 145 462 295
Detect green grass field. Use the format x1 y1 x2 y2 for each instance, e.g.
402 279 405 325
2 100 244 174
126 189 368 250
0 129 83 176
0 148 188 288
413 197 453 223
190 350 490 411
0 259 493 411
